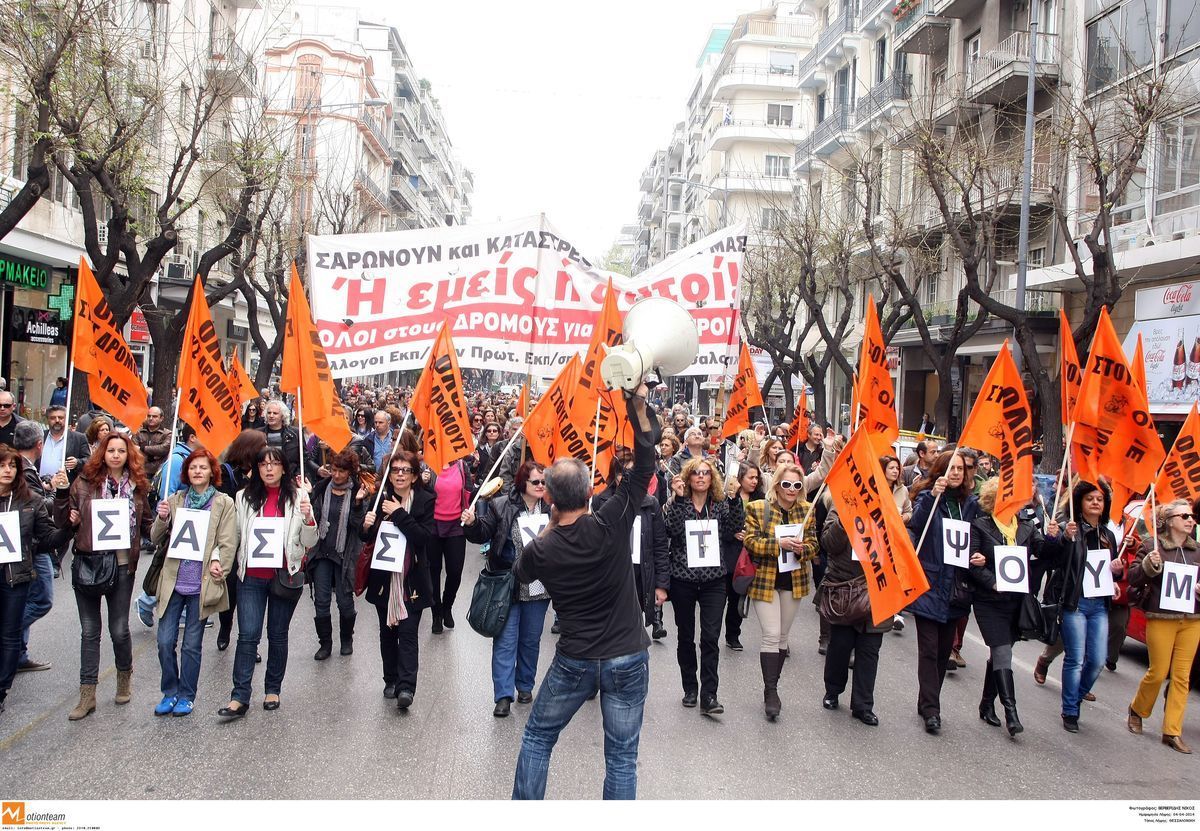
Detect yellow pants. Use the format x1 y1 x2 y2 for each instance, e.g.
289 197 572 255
1130 618 1200 737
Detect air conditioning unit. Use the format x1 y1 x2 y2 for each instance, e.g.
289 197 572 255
97 226 109 247
166 262 187 282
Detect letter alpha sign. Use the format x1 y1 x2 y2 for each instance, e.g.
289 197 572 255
1082 549 1116 598
775 522 804 573
0 511 21 564
685 518 719 569
167 508 211 562
1159 561 1198 614
942 519 971 568
993 545 1028 593
247 517 287 568
91 498 131 551
371 521 408 574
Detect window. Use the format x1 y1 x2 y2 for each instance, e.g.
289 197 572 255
1028 247 1046 268
769 50 797 74
1156 110 1200 215
1168 0 1200 55
964 33 981 81
1086 1 1157 93
1111 145 1148 225
765 155 790 178
923 271 938 305
762 207 783 229
842 166 858 219
295 56 323 108
10 107 28 180
767 104 793 126
810 182 823 219
875 36 888 85
868 148 884 220
816 92 827 123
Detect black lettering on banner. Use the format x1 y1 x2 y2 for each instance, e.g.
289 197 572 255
1164 569 1194 601
0 521 17 558
250 528 274 560
170 520 200 552
689 525 714 563
1082 554 1105 588
97 509 120 542
375 526 400 563
998 552 1026 584
944 525 969 563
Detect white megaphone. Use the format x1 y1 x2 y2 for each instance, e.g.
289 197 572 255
600 297 699 391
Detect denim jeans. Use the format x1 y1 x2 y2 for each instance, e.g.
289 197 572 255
158 591 204 702
75 569 135 685
492 598 550 702
231 575 299 704
1061 596 1108 717
0 580 32 702
19 553 54 663
512 649 649 800
310 558 355 620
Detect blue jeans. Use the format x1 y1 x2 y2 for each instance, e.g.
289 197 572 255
513 649 649 800
492 598 550 702
158 591 204 701
19 553 54 663
0 580 32 702
231 575 299 704
1061 596 1108 717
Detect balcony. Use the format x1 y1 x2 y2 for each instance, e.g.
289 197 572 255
290 156 318 177
898 289 1060 332
794 106 853 166
894 0 951 55
929 73 987 126
856 73 912 126
932 0 984 18
357 108 390 158
638 192 654 219
391 127 418 171
707 119 806 151
729 17 814 44
796 9 857 86
355 170 389 211
289 95 321 111
966 32 1060 106
394 60 418 96
709 170 793 195
713 63 800 99
393 95 418 129
389 172 422 209
207 35 257 97
858 0 895 32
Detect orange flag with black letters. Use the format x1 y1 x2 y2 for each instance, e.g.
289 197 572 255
783 388 810 451
957 341 1034 524
522 355 582 467
565 281 627 490
826 427 929 625
854 297 898 452
410 322 475 473
280 264 353 454
1059 310 1081 423
176 277 241 455
71 258 149 431
1153 401 1200 512
721 342 764 440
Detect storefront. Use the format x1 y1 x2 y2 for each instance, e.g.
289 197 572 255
0 251 74 418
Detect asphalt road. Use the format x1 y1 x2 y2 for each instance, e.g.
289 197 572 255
2 550 1197 800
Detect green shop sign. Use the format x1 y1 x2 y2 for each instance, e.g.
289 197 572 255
0 253 49 291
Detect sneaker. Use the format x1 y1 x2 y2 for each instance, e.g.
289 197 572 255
172 699 194 717
16 658 51 673
1105 660 1117 672
700 696 724 716
725 638 743 652
154 695 178 716
137 600 155 629
892 615 905 632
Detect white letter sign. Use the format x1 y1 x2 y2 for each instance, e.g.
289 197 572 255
942 519 971 569
1082 549 1116 598
775 522 804 573
1159 561 1198 614
517 513 550 547
0 511 21 564
370 521 408 574
630 516 642 565
994 545 1028 594
167 509 211 562
246 517 286 569
90 498 131 551
685 518 719 569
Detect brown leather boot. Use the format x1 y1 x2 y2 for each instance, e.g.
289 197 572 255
68 685 97 721
1127 708 1143 735
115 669 133 705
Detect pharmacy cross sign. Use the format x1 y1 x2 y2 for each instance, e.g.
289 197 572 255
48 283 74 321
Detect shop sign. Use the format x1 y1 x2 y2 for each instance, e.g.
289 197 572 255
227 320 249 340
11 307 69 345
129 308 150 344
0 253 49 291
1135 281 1200 320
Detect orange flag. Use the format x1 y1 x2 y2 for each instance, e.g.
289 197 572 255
176 277 241 455
228 350 259 407
855 297 899 452
1072 307 1165 491
565 281 627 488
1130 333 1147 393
280 264 353 454
1152 401 1200 512
957 341 1034 524
523 355 582 466
850 372 860 429
1059 310 1082 423
783 387 810 451
721 342 764 440
71 258 149 430
517 383 529 419
826 427 929 624
410 323 475 473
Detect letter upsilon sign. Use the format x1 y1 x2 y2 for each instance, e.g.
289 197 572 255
685 518 719 569
0 511 21 564
517 513 549 547
247 517 287 568
91 498 131 551
1082 549 1116 598
942 519 971 568
630 516 642 565
1159 561 1199 614
775 522 804 573
370 521 408 574
993 545 1028 593
166 508 211 562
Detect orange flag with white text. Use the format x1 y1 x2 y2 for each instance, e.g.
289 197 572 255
523 355 582 467
176 277 242 455
280 264 353 454
410 323 475 473
721 342 764 440
854 297 899 452
71 258 149 430
826 427 929 625
517 383 529 419
565 281 627 489
957 341 1034 524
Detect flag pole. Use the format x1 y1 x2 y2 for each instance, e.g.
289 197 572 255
913 447 961 554
371 410 412 514
295 387 306 486
61 368 77 470
161 395 182 500
589 394 602 489
1149 487 1159 555
1054 421 1076 522
463 429 523 521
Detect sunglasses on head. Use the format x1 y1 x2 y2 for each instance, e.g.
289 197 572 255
778 480 803 491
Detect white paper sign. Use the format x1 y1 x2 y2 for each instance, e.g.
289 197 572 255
1082 548 1116 598
630 516 642 565
90 498 131 551
0 511 21 564
942 518 971 569
775 522 803 573
517 513 550 546
370 521 408 574
246 517 287 569
528 579 547 595
1160 561 1198 613
685 518 719 569
994 545 1029 593
166 509 211 562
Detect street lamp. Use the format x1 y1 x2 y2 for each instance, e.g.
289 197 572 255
669 176 729 230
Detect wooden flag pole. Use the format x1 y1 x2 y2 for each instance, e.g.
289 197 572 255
160 396 182 500
1053 421 1077 522
463 429 523 521
372 410 412 514
295 388 307 487
61 369 77 470
589 395 603 489
913 447 962 555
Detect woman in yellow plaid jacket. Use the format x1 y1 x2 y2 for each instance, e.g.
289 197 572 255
743 461 819 721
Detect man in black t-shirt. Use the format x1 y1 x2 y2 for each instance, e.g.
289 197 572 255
511 386 658 801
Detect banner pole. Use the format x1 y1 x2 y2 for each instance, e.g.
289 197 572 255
372 410 412 514
913 447 960 555
462 429 523 522
161 396 182 500
295 387 306 486
1053 421 1076 522
589 395 602 489
1149 487 1159 555
61 369 77 470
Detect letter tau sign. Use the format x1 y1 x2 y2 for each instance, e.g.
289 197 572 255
91 498 131 551
685 518 719 569
167 508 211 562
775 522 804 573
1082 549 1116 598
371 521 408 574
1159 561 1198 614
0 511 21 564
247 517 287 568
994 545 1028 593
942 519 971 569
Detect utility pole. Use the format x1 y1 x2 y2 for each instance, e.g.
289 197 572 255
1014 11 1038 371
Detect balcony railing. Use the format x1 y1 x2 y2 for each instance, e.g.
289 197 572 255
967 31 1060 91
290 95 321 110
894 0 932 39
901 288 1060 328
796 105 852 158
356 170 388 209
720 62 799 81
359 109 389 153
208 35 257 88
291 156 318 177
815 9 856 57
856 73 913 120
730 17 814 40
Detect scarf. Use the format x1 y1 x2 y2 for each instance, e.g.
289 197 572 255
103 472 137 538
993 514 1018 546
185 485 217 511
387 490 413 627
511 499 550 601
319 481 352 555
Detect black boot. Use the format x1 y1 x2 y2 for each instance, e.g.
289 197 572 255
339 615 355 656
979 659 1000 726
652 606 667 640
995 668 1023 736
313 616 333 661
761 652 783 721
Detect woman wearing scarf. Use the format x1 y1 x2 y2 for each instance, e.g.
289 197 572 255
53 434 155 721
307 450 368 661
214 429 267 651
149 448 237 717
361 449 434 710
462 460 553 717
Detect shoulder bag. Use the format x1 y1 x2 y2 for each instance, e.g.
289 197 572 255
816 575 871 626
467 566 516 638
72 550 119 598
731 548 756 595
271 565 305 601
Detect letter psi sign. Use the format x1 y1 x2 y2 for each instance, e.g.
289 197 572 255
775 522 804 573
993 545 1028 593
0 510 21 564
942 519 971 568
1082 549 1116 598
371 521 408 574
685 518 719 569
91 498 131 551
247 517 287 569
167 508 211 562
1159 561 1198 614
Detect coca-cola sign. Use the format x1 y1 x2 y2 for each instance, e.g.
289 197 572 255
1136 280 1200 319
1124 313 1200 415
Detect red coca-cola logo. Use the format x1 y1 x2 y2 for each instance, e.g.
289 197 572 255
1147 347 1167 363
1163 284 1194 304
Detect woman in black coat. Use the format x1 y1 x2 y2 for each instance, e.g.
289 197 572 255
361 449 435 711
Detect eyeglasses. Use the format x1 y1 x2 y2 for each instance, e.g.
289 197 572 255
690 469 712 477
0 403 12 409
528 479 546 486
391 467 414 475
778 480 803 491
1168 513 1194 521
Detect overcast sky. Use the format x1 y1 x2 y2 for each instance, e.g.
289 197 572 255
357 0 763 262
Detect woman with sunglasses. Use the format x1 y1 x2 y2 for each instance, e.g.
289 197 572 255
474 423 505 487
353 408 374 438
1127 500 1199 753
362 450 434 709
462 461 553 717
664 456 745 716
241 402 265 431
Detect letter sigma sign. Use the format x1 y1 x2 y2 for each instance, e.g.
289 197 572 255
166 508 211 562
247 517 287 568
994 545 1028 593
371 521 408 574
90 498 131 551
1159 561 1198 614
0 511 21 564
517 513 549 547
942 519 971 569
775 522 804 573
685 519 719 569
1082 549 1116 598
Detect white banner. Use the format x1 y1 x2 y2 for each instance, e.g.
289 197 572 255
941 518 971 569
684 518 720 570
370 521 408 574
306 216 746 378
1159 561 1198 613
90 499 131 552
630 515 642 565
1082 548 1116 598
0 511 20 564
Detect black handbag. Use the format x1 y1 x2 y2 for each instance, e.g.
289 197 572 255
1017 592 1045 641
467 567 515 638
72 550 119 598
271 566 305 601
949 570 974 615
141 538 169 597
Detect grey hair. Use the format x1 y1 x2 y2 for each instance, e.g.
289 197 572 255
544 458 591 511
1157 499 1192 533
13 420 44 452
264 400 292 427
683 426 704 443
